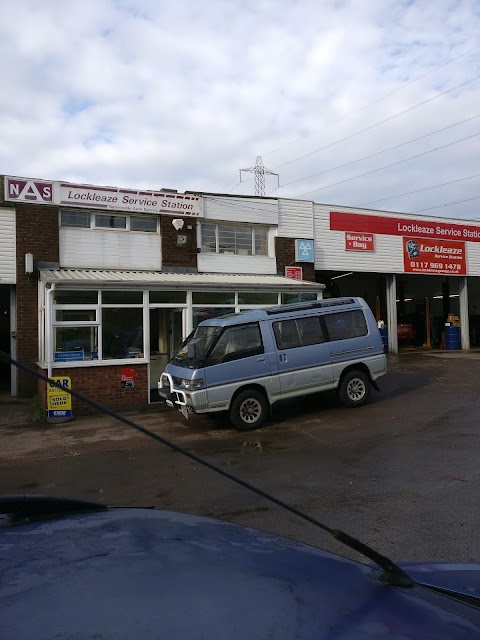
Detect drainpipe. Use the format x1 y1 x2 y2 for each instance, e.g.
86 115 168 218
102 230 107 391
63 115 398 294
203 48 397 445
45 284 55 379
459 277 470 350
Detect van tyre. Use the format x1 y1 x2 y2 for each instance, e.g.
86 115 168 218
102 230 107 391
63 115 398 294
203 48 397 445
337 370 371 408
229 390 268 430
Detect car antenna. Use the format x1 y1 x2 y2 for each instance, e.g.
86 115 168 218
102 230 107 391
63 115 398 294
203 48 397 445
1 351 412 587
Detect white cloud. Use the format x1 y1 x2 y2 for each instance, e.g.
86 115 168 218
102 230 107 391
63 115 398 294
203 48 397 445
1 0 480 218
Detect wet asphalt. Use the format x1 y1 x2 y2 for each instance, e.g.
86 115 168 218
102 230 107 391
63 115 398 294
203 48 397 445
1 351 480 565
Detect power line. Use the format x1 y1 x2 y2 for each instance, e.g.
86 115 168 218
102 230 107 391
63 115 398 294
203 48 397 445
293 131 480 199
358 173 480 207
263 43 480 158
268 113 480 193
412 193 480 213
270 73 480 173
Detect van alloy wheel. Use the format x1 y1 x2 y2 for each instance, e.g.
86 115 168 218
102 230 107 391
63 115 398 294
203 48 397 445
229 389 269 430
337 370 371 408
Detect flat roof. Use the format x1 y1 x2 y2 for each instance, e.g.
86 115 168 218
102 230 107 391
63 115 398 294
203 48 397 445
39 268 325 291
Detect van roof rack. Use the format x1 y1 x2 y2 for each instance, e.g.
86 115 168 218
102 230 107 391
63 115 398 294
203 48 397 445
265 297 356 315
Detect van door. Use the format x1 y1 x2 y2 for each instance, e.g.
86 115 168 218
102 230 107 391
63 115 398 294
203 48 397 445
203 322 272 410
270 316 333 396
323 309 372 380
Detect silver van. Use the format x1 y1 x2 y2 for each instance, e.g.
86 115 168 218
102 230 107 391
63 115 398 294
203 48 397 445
158 297 387 430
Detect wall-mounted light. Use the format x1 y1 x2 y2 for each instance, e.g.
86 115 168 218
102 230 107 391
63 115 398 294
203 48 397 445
25 253 34 274
172 218 184 231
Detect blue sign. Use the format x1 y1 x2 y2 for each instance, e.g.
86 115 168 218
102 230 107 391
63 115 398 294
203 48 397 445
47 409 72 419
295 239 314 262
55 351 84 362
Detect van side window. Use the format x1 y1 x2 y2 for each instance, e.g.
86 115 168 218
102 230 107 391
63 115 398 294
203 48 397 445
324 310 368 341
273 316 325 350
206 323 264 365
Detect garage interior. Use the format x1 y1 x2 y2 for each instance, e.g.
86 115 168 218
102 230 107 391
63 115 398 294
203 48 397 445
317 270 480 350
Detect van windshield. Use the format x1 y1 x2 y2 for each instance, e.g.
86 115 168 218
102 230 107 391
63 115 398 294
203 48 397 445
172 325 222 366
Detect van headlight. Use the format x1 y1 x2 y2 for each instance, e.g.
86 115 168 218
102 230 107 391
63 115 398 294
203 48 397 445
180 378 204 391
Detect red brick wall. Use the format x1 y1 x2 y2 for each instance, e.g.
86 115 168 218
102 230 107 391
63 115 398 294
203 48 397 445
38 363 148 413
160 216 198 269
16 203 59 397
275 237 315 282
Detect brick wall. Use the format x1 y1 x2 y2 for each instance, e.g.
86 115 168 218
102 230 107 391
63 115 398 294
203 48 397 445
38 363 148 413
16 203 60 397
160 216 198 269
275 237 315 282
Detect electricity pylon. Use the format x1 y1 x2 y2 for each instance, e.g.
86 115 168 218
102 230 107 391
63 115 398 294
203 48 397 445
240 156 279 196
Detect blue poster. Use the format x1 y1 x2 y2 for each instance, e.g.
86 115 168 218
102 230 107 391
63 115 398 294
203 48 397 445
295 239 314 262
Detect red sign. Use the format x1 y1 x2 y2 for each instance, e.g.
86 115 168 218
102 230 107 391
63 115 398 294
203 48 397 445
285 266 303 280
403 237 466 275
331 211 480 243
345 232 375 252
120 367 135 382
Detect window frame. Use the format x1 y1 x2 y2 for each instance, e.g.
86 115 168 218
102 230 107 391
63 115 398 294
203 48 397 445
200 222 270 256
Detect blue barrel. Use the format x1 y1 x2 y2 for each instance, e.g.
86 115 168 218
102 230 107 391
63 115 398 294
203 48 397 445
379 327 388 352
445 325 461 350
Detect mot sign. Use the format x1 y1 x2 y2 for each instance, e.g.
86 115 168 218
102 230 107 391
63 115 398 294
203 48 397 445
403 237 467 276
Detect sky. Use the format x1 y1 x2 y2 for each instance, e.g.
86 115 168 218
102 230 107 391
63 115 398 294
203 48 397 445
1 0 480 219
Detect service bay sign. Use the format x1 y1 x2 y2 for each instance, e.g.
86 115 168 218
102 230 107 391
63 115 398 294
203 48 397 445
345 232 375 251
403 237 466 276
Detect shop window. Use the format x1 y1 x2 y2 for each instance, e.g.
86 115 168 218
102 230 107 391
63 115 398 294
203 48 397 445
150 291 186 303
53 290 98 304
324 310 367 341
102 308 144 359
192 307 235 328
55 310 96 322
131 216 157 232
201 223 269 256
60 211 91 227
192 292 236 304
102 291 143 304
54 327 98 362
238 292 279 305
95 214 127 229
281 292 318 304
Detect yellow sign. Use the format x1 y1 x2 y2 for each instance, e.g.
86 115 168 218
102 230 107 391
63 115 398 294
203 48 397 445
47 376 72 418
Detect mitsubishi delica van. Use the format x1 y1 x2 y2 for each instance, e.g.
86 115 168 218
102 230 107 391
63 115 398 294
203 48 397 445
158 297 387 430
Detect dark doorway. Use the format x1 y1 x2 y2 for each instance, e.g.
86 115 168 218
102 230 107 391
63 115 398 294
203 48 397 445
0 286 11 393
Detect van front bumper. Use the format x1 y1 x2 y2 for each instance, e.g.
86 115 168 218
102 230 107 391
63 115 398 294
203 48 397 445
158 374 209 416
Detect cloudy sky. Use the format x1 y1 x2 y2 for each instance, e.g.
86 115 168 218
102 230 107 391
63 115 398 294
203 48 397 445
1 0 480 219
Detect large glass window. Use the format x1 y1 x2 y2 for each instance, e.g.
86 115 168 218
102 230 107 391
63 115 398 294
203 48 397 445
150 291 186 304
201 223 269 256
192 291 235 304
102 291 143 304
102 308 144 359
55 310 96 322
281 292 318 304
238 292 278 305
54 327 98 362
192 307 235 328
324 310 367 341
54 290 98 304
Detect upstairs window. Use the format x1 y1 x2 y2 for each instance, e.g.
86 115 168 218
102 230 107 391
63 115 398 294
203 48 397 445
201 223 269 256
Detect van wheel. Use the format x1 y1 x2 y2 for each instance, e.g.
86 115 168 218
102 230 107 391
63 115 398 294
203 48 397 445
229 390 268 430
337 370 371 408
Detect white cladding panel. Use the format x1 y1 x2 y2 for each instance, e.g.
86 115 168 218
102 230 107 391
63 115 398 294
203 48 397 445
314 204 404 273
0 208 16 283
197 253 277 275
203 196 278 225
278 199 313 238
60 229 161 270
466 243 480 276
